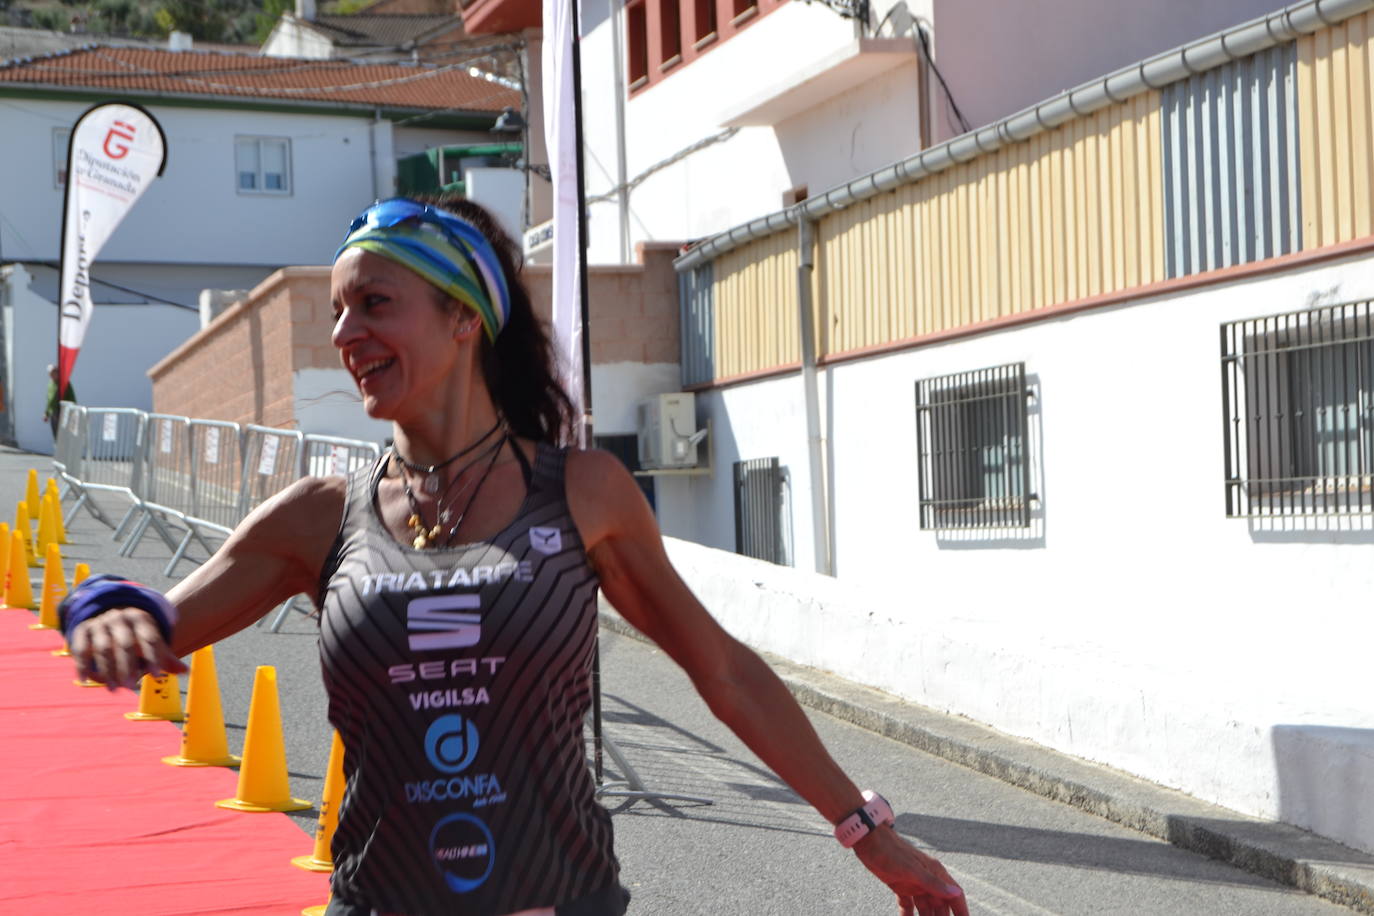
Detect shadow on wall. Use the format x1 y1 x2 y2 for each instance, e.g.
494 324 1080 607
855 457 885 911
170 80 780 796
1248 513 1374 545
1272 725 1374 859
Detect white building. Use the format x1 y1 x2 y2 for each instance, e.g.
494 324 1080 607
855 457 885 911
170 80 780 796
460 0 1374 873
0 40 517 451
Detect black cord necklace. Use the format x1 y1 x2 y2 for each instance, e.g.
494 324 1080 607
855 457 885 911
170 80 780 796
402 434 507 549
392 419 501 494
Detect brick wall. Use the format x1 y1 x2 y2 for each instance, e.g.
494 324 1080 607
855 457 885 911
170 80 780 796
149 267 335 428
523 241 681 365
149 242 682 428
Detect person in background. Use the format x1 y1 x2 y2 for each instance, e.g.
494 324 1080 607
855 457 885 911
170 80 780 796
43 363 76 442
59 197 969 916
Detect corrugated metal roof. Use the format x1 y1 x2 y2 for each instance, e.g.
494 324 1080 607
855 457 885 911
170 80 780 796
0 44 517 112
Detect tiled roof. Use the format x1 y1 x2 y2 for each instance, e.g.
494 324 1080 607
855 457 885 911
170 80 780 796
303 14 461 47
0 44 518 112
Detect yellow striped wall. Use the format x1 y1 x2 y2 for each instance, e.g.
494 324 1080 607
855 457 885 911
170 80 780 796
812 91 1164 359
711 229 800 379
1298 10 1374 250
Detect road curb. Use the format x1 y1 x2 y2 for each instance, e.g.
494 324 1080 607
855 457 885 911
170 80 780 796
598 611 1374 913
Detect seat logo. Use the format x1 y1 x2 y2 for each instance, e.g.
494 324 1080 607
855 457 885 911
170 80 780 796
529 526 561 555
407 594 480 651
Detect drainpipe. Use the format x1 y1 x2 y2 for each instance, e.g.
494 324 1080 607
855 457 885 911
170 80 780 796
797 217 832 575
610 0 631 261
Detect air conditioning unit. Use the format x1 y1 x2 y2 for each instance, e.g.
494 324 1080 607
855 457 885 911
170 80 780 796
637 392 707 469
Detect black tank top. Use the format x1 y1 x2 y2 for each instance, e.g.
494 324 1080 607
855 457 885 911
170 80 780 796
317 443 621 915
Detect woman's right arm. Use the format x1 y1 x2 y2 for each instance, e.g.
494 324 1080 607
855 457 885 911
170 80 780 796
70 474 346 689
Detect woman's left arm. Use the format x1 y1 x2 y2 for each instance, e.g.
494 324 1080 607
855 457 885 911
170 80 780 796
568 451 967 916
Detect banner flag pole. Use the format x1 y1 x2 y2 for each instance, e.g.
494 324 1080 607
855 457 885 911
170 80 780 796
57 102 167 394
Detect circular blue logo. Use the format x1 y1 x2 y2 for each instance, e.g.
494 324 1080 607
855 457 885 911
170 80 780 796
429 812 495 893
425 714 479 774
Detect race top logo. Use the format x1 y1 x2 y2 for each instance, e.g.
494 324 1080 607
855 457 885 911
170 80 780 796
408 594 480 651
528 526 561 555
425 713 480 775
430 812 495 894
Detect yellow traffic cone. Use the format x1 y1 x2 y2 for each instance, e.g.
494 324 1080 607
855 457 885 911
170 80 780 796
163 646 239 767
25 469 39 524
72 562 89 587
14 501 35 567
124 673 184 722
29 542 64 630
36 493 55 559
7 530 34 610
293 730 344 872
0 522 12 610
45 479 67 545
215 666 310 813
55 560 89 656
302 895 330 916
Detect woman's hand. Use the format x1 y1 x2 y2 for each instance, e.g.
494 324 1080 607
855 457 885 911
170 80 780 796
853 826 968 916
70 607 187 690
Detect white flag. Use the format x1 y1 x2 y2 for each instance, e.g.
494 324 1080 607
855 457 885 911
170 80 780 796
541 0 585 445
58 102 167 394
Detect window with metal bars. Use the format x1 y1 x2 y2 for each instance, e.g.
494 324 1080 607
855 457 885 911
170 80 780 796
733 457 792 565
915 363 1031 530
1221 300 1374 517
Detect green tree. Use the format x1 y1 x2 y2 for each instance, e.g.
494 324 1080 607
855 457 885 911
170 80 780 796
251 0 289 43
154 0 229 40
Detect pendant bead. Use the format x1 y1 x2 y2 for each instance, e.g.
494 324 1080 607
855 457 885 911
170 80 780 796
422 475 440 494
413 534 427 549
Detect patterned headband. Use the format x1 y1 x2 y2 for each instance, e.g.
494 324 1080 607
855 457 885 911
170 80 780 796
334 199 511 341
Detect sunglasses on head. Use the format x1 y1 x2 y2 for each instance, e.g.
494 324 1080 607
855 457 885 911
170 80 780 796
344 198 485 249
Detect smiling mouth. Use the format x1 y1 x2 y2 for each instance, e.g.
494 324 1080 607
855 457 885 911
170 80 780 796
354 358 395 383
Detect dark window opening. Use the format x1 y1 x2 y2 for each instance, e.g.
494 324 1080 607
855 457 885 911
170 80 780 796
915 363 1031 530
1222 300 1374 516
627 0 649 87
660 0 682 65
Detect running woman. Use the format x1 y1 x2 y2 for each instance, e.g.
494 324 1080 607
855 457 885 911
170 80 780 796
62 197 968 916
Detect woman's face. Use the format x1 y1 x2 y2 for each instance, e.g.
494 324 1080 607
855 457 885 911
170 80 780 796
330 248 473 421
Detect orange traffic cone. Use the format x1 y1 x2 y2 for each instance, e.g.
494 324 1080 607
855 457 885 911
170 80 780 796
215 666 310 813
0 522 12 610
14 501 35 568
163 646 239 767
29 542 64 631
46 479 67 545
36 493 56 559
293 730 344 872
7 529 34 609
124 674 185 722
24 469 39 525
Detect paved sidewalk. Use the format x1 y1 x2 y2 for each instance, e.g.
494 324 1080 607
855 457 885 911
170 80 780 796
11 443 1374 914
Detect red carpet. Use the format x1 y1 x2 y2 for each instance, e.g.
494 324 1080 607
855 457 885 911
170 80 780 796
0 611 329 915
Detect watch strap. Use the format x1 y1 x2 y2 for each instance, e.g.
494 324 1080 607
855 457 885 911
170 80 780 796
833 790 895 848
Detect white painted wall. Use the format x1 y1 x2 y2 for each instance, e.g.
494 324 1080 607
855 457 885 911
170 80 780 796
655 250 1374 856
580 0 914 263
464 167 525 244
293 367 392 444
0 97 390 268
1 264 199 454
591 361 682 435
261 19 336 59
927 0 1291 142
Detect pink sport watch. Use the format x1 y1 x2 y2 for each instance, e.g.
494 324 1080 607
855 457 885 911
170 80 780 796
833 790 895 848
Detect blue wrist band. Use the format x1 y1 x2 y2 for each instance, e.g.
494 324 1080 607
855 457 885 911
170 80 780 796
58 574 178 644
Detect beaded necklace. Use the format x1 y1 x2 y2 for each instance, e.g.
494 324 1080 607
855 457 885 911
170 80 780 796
398 434 506 549
392 419 501 494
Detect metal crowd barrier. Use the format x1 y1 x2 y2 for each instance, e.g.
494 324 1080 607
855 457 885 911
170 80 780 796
262 433 384 632
59 406 146 531
54 408 384 587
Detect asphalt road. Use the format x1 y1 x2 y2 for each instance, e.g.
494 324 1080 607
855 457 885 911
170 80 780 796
10 445 1350 915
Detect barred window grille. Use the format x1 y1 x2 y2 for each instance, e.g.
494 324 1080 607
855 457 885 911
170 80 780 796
1222 300 1374 517
733 457 792 565
915 363 1031 530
